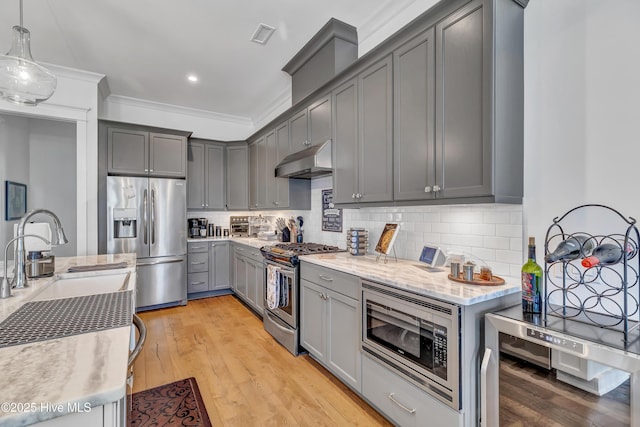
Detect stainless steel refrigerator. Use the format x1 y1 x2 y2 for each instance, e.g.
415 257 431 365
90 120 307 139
107 176 187 310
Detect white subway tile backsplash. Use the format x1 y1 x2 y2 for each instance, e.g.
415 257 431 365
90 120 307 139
510 237 523 251
483 211 510 224
432 223 451 233
470 223 496 236
496 224 522 238
423 212 441 223
450 223 472 235
441 234 484 248
484 236 511 250
471 247 496 262
510 211 523 225
496 249 523 264
442 211 484 224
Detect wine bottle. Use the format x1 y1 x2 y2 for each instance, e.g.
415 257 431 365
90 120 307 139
522 237 543 314
581 242 634 268
545 234 595 263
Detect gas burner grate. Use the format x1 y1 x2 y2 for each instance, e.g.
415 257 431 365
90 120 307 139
273 242 343 255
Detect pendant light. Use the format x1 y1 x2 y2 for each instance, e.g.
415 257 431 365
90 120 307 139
0 0 56 106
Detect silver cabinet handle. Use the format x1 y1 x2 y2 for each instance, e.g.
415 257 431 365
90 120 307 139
433 185 441 192
191 246 205 250
143 189 148 244
237 248 245 252
318 275 333 282
191 281 206 285
387 393 416 415
424 186 432 193
190 261 206 265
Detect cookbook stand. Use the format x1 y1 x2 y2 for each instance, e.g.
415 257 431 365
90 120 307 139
544 204 640 344
376 247 397 264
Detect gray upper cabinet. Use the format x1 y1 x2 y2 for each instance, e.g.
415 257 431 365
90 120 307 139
107 127 186 178
332 78 359 205
274 121 291 208
249 141 259 209
226 145 249 210
332 56 393 205
257 131 272 209
149 133 187 177
358 56 393 203
308 95 332 147
187 140 225 210
393 29 436 201
289 94 332 153
435 0 491 199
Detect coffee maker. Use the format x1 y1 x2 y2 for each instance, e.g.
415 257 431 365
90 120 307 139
188 218 201 238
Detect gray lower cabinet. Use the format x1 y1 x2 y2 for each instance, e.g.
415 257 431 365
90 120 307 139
187 140 225 210
300 262 361 392
232 244 264 315
187 241 230 297
226 145 249 210
107 127 186 178
332 56 393 205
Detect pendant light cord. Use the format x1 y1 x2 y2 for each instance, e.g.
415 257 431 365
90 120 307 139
20 0 24 28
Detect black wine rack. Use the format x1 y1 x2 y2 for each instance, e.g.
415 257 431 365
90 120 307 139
544 204 640 344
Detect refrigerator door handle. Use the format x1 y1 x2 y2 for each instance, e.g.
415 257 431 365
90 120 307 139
151 189 156 246
143 189 148 245
137 257 184 267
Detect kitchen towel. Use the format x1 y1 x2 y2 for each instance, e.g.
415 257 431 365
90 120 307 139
266 264 280 310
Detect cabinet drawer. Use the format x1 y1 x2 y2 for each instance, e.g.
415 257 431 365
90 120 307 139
188 252 208 273
188 242 209 253
188 272 209 293
235 244 263 264
300 262 359 299
362 355 461 427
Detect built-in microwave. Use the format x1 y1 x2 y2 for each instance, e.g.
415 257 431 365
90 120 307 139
361 280 461 410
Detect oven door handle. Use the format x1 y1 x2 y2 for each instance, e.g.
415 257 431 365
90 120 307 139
265 311 294 334
480 348 492 427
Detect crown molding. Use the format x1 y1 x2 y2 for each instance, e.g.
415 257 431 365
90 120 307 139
251 87 292 130
40 62 106 84
104 95 253 126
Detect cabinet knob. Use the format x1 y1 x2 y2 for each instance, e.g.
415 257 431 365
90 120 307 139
150 169 154 172
433 185 441 192
144 169 149 172
211 243 215 247
304 140 311 146
201 204 205 207
352 193 356 199
273 201 279 205
356 193 362 199
424 186 432 193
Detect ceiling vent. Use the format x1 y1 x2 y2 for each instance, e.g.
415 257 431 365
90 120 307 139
250 23 276 45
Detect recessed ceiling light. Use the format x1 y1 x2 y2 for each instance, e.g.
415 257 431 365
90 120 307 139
250 23 276 45
187 74 198 83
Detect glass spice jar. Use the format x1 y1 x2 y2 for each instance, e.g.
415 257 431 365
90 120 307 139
480 266 493 281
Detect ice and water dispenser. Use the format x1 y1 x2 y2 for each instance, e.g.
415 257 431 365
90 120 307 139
113 208 137 238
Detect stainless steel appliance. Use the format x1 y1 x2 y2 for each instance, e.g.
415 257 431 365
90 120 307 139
188 218 200 238
361 280 461 410
484 307 635 427
107 176 187 310
261 242 344 356
230 216 249 237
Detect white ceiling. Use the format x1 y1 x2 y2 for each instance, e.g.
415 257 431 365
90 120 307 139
0 0 412 122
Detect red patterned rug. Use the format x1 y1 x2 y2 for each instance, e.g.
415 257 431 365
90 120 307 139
129 377 212 426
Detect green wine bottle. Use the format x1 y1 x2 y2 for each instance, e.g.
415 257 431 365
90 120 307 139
522 237 543 314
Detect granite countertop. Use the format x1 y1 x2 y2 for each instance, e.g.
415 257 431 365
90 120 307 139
300 252 520 306
0 253 136 426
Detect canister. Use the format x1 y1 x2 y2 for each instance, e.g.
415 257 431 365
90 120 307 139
450 262 461 278
463 262 475 281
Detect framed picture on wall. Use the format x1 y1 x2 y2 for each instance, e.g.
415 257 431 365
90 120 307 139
5 181 27 221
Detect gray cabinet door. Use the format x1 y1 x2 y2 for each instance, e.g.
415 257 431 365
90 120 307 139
187 141 205 209
358 55 393 203
308 95 332 147
226 145 248 210
210 242 230 290
435 0 491 199
107 128 148 175
245 257 258 308
149 133 187 178
263 129 277 208
327 290 361 391
274 121 290 208
332 78 359 205
300 279 327 360
249 141 259 209
288 108 308 153
394 29 436 201
205 144 225 210
256 133 270 209
234 254 247 297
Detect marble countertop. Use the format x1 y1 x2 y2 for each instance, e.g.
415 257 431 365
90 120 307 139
187 236 272 249
0 253 136 426
300 253 520 306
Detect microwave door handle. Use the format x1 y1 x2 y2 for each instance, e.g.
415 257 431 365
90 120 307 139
151 189 156 245
143 189 148 245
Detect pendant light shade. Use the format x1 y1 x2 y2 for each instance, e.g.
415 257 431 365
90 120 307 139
0 1 56 106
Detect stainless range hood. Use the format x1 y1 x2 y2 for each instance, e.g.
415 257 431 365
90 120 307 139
275 139 332 179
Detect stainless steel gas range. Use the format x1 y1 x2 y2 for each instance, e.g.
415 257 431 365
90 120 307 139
261 243 344 356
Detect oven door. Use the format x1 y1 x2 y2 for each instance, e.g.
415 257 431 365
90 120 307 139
361 282 459 409
264 260 297 328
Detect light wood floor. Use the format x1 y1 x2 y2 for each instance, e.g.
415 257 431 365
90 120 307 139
131 295 392 426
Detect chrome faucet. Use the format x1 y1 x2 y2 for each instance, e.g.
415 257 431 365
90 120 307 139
12 209 68 290
1 233 51 298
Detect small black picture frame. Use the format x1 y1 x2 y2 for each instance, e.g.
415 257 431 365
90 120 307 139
5 181 27 221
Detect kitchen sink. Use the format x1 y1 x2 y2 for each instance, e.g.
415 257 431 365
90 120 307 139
30 272 132 301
